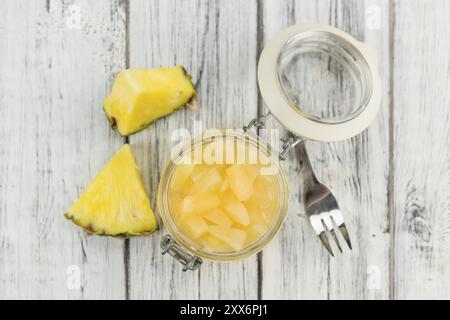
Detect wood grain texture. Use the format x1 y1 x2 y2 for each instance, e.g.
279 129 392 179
392 0 450 299
127 0 259 299
260 0 391 299
0 0 449 300
0 0 127 299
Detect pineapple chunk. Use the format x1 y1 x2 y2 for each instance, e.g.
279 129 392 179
252 175 278 210
193 168 223 193
203 208 233 227
181 216 208 239
244 164 260 184
179 192 220 216
65 144 157 236
183 168 222 195
103 66 196 136
199 234 232 252
183 179 201 196
219 179 229 193
226 164 253 201
245 198 272 226
190 165 209 182
170 163 195 191
223 197 250 226
221 190 237 204
167 138 282 253
170 192 184 219
208 226 247 251
247 224 267 244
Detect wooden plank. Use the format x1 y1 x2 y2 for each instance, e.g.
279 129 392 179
127 0 259 299
0 0 126 299
392 0 450 299
260 0 391 299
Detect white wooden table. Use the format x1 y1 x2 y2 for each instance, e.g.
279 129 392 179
1 0 449 300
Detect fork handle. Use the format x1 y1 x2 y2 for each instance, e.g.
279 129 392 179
297 140 320 186
297 141 331 212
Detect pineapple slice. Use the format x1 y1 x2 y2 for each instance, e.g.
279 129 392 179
65 144 157 236
103 66 196 136
208 226 247 251
179 192 221 217
203 208 233 228
226 164 253 201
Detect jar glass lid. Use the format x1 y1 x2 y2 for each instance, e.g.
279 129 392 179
258 24 381 141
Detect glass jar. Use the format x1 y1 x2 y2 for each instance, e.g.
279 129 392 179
258 24 381 141
158 130 289 270
158 24 381 270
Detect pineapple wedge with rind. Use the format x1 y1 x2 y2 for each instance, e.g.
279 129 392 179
65 144 158 237
104 66 196 136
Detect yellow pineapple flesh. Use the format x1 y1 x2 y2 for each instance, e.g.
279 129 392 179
65 144 158 236
103 66 196 136
168 138 281 253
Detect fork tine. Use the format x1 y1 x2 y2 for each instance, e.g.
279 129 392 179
309 215 324 236
339 223 352 250
309 215 334 256
322 216 342 253
329 210 352 250
330 229 343 253
318 232 334 257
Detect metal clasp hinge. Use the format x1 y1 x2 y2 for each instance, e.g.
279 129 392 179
279 135 304 161
243 111 271 132
244 112 304 161
161 235 203 271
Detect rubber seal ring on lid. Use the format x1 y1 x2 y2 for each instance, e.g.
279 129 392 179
257 24 381 142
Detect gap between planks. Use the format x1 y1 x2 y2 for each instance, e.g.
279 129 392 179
387 0 396 301
123 0 131 301
255 0 265 301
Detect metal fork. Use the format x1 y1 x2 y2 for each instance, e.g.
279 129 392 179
298 141 352 256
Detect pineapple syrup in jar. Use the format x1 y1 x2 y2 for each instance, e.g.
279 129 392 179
166 131 284 257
